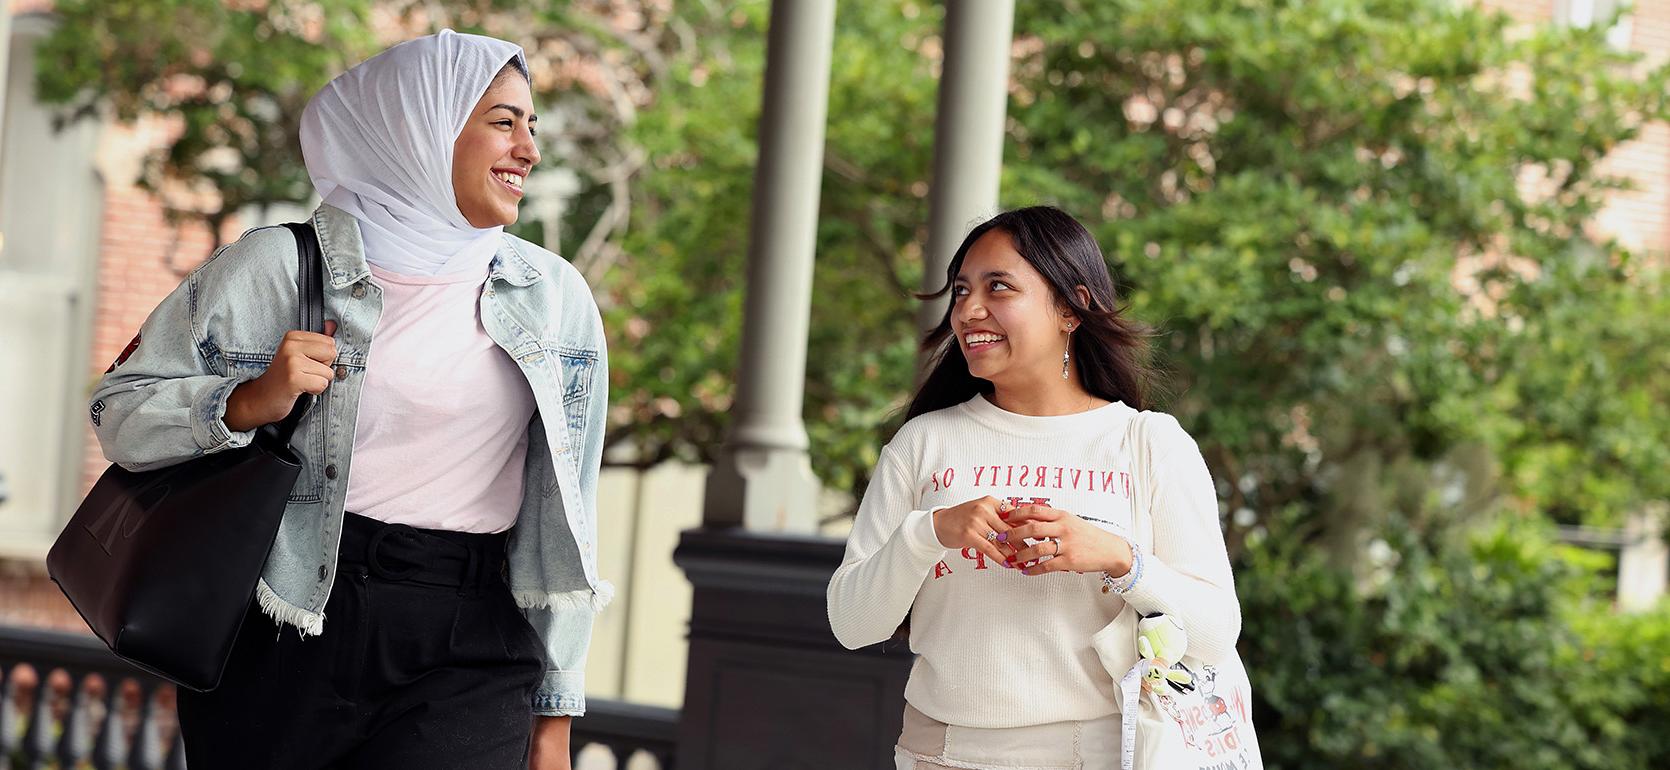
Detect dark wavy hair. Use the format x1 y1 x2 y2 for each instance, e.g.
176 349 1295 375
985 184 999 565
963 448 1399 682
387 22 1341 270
905 206 1155 421
495 57 530 85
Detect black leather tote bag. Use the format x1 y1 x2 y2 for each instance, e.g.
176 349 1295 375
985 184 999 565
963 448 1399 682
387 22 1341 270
47 222 324 691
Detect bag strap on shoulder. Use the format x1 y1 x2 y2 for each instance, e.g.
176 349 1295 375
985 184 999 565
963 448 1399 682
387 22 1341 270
1124 411 1158 554
272 221 325 444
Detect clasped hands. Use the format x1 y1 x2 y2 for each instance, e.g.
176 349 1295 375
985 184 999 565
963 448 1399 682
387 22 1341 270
931 496 1133 577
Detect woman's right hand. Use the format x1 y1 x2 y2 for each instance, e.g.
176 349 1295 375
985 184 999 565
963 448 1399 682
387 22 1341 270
224 321 337 432
933 495 1019 566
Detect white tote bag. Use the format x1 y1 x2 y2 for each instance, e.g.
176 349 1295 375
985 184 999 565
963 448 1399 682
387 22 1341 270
1092 413 1263 770
1093 614 1262 770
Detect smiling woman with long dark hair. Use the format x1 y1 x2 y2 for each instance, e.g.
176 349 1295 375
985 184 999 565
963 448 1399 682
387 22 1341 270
827 206 1242 769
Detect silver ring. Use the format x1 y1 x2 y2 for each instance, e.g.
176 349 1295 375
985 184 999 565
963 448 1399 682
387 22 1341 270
1050 537 1062 556
985 531 1000 543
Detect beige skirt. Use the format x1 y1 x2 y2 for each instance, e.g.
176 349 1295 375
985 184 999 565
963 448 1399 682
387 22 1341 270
893 703 1122 770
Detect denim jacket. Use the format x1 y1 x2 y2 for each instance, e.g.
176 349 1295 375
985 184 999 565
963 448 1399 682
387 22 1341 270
88 204 610 716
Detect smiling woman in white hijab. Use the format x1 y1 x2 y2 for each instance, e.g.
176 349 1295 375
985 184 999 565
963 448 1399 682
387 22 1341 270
300 28 519 276
88 29 608 770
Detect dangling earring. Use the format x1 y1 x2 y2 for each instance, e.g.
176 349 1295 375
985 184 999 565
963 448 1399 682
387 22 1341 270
1062 327 1074 380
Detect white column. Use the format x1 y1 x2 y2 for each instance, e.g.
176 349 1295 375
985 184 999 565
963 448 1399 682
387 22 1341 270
1619 505 1668 612
702 0 836 532
916 0 1016 360
0 6 13 153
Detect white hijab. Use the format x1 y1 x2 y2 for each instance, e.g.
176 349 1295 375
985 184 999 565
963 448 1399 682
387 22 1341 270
300 29 527 276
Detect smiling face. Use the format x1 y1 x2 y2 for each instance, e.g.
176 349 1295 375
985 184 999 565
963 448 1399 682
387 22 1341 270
952 230 1076 389
452 66 540 228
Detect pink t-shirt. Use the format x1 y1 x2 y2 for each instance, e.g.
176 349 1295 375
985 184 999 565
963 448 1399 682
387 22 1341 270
343 265 536 533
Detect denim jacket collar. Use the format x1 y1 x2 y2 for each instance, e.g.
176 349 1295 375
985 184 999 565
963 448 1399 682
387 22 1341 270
310 204 544 289
309 205 371 289
489 238 545 287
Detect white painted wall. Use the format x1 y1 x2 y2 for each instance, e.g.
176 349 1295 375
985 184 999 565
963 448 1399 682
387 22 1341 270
582 461 856 709
584 463 705 707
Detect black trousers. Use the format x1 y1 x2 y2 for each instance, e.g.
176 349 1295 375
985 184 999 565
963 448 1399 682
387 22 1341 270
178 513 544 770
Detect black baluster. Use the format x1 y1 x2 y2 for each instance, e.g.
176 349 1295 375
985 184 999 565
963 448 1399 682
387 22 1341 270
92 677 126 770
165 729 188 770
651 747 675 770
20 667 55 770
0 664 20 764
130 683 164 770
611 744 636 769
56 671 92 768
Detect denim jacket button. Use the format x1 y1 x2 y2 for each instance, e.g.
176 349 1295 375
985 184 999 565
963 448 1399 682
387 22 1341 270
351 283 367 299
335 365 349 381
324 464 339 480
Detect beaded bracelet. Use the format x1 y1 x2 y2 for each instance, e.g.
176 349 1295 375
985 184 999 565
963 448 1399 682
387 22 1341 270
1100 545 1145 594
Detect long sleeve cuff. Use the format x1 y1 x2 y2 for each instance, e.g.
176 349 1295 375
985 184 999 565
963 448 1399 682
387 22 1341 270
900 507 950 562
1115 554 1170 616
533 669 587 716
1116 555 1241 663
191 375 257 452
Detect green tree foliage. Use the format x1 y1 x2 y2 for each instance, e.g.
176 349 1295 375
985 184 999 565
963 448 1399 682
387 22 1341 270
37 0 378 245
608 1 939 492
1006 0 1668 559
36 0 670 256
617 0 1670 546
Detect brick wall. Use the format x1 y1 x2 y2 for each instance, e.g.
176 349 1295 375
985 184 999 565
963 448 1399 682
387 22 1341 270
1480 0 1670 256
1478 0 1556 22
78 187 236 495
1594 0 1670 256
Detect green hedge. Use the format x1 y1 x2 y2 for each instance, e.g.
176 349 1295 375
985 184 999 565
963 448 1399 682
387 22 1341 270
1239 518 1670 769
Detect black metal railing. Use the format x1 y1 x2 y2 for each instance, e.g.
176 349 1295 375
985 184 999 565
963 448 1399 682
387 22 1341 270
0 625 184 770
570 699 679 769
0 624 678 769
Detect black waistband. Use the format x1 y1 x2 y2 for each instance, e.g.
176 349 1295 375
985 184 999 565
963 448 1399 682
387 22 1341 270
338 512 508 589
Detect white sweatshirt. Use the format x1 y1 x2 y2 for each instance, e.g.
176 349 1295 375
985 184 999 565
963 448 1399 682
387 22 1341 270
827 394 1241 729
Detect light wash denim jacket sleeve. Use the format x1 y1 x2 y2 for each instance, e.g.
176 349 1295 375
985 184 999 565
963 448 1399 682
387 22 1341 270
88 205 611 716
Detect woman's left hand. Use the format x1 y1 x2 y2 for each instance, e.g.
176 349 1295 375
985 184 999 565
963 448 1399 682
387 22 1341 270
1004 505 1134 577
